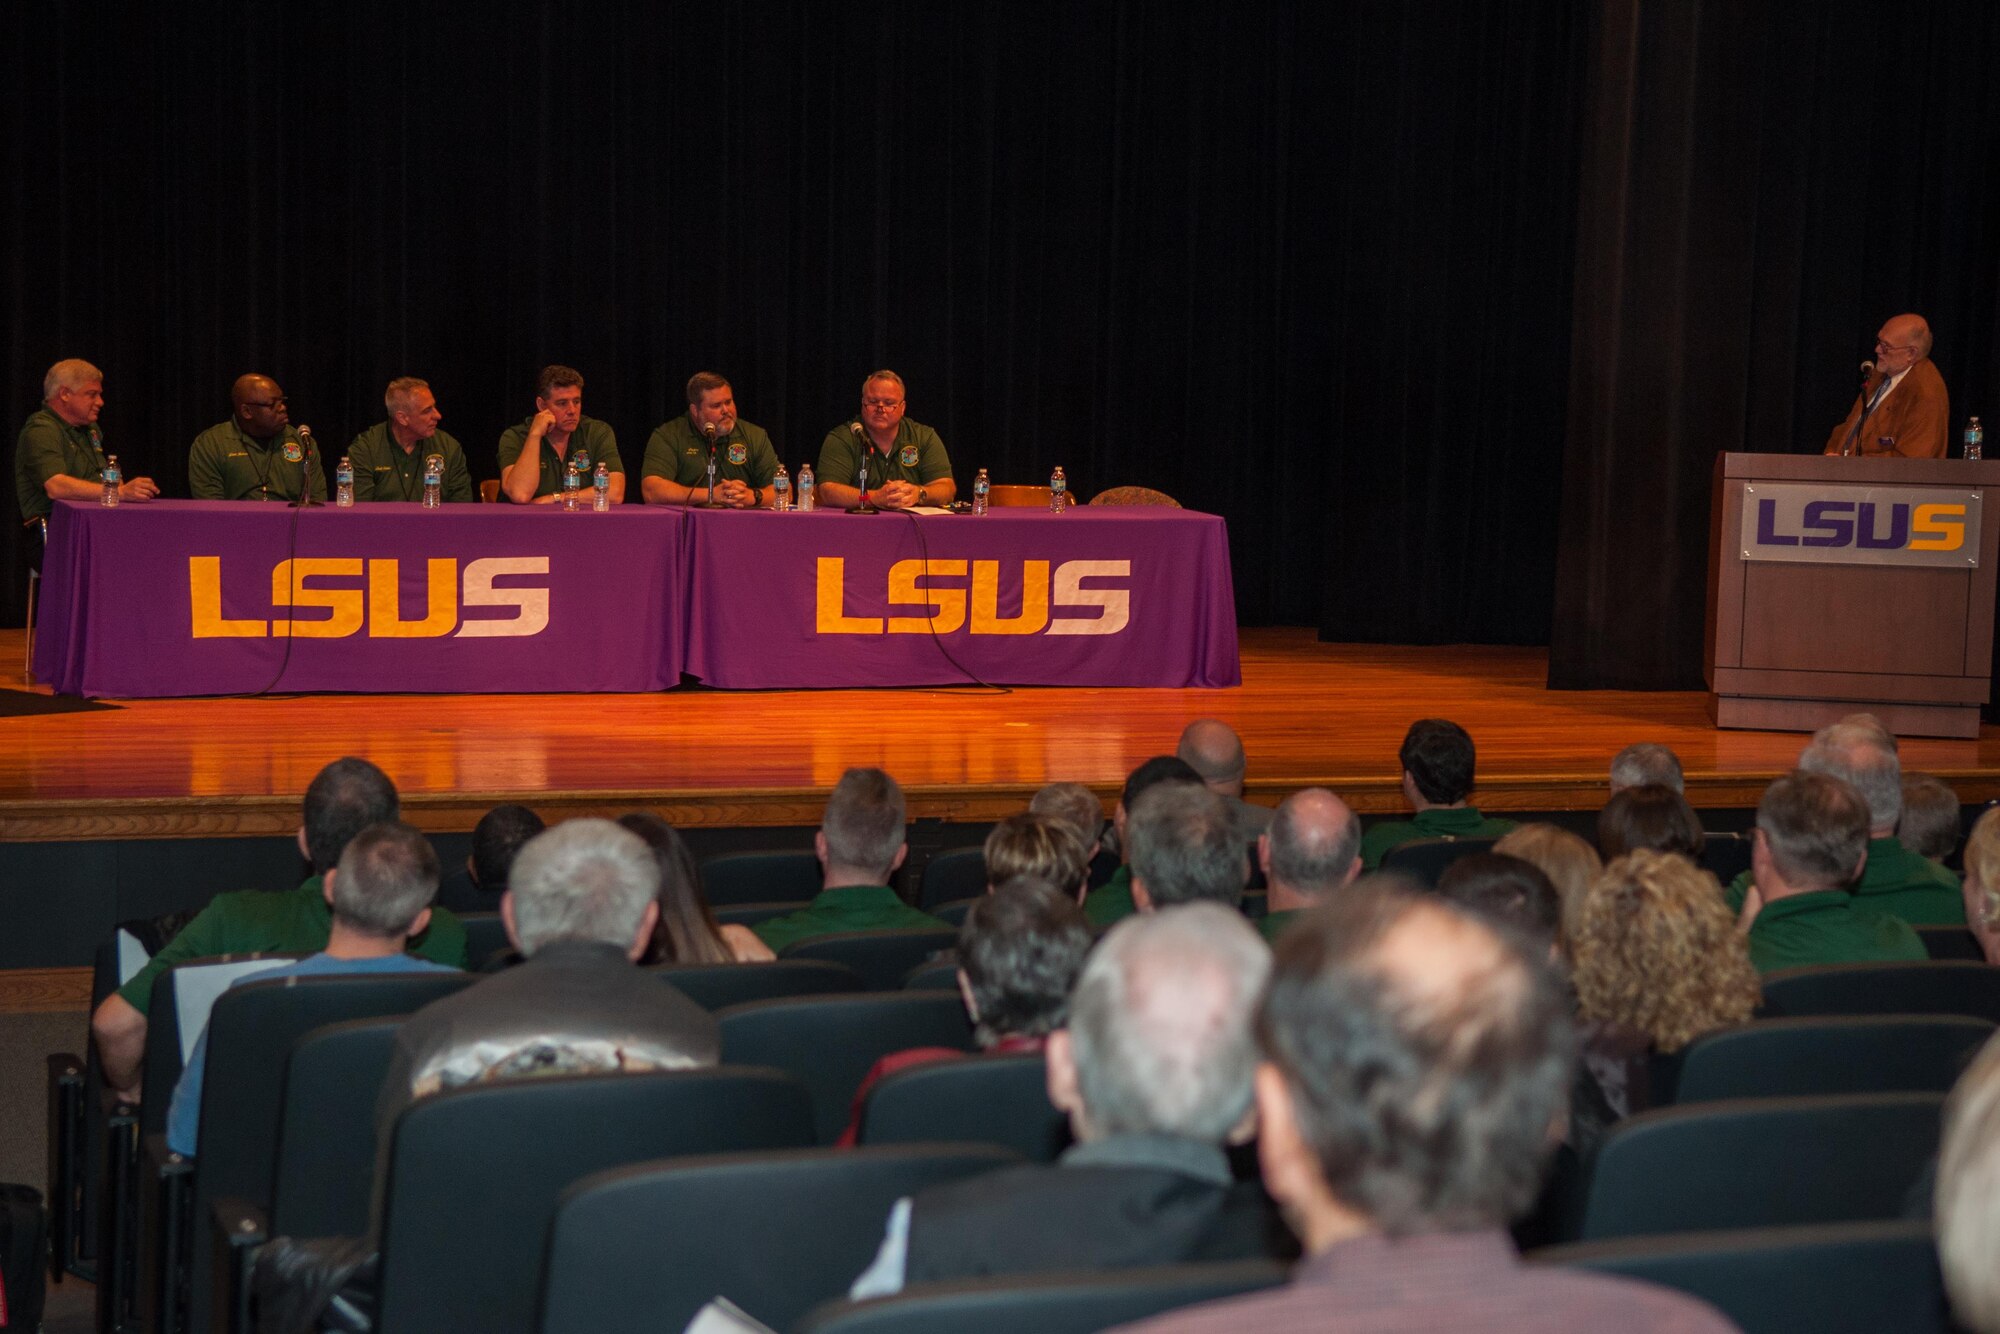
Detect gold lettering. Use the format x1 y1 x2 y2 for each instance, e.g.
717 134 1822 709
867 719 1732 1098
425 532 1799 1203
816 558 884 633
368 559 458 637
1910 503 1967 552
970 560 1049 635
887 559 968 634
269 558 364 638
188 557 267 638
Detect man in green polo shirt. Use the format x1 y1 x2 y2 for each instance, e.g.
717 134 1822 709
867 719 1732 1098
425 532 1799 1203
640 370 778 507
1740 771 1926 974
347 376 474 503
15 359 159 547
754 768 950 953
497 364 624 503
1359 719 1517 869
89 757 468 1100
1083 756 1205 927
1723 719 1965 927
815 369 956 511
1256 789 1364 942
188 373 325 503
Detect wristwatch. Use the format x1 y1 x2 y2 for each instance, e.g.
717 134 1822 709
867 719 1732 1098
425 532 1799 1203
917 486 929 505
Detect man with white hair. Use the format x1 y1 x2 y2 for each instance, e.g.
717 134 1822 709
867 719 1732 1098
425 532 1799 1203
15 359 158 551
851 903 1284 1295
1127 783 1250 912
1725 720 1963 927
1609 742 1684 794
374 818 718 1144
1823 313 1948 459
1177 718 1274 842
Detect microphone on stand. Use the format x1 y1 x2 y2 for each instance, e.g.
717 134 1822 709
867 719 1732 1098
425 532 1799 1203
1838 360 1879 458
703 422 722 508
848 421 878 514
291 425 324 507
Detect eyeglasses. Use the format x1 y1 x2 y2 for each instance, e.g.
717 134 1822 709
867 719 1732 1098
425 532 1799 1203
243 397 289 409
863 397 904 410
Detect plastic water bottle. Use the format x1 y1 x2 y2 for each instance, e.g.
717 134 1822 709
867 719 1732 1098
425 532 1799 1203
1049 466 1067 513
797 463 816 511
592 462 611 511
563 459 581 511
1967 417 1985 462
335 456 355 507
972 468 990 516
422 455 443 509
773 464 792 511
101 455 122 507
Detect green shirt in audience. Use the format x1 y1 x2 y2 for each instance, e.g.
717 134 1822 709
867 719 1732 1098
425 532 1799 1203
1359 807 1518 869
1724 836 1964 927
1083 865 1138 928
752 884 948 954
1745 888 1927 974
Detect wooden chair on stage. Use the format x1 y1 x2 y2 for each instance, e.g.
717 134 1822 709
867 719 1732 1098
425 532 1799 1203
986 484 1057 508
479 479 500 503
1089 486 1181 507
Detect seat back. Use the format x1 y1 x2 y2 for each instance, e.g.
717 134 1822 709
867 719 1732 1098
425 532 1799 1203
1697 832 1754 885
985 484 1055 507
1534 1220 1951 1334
1916 926 1985 961
649 958 866 1009
376 1066 816 1334
919 847 987 908
458 912 513 969
1759 961 2000 1022
930 897 978 928
1577 1093 1946 1240
1378 836 1499 887
795 1260 1288 1334
478 478 500 503
270 1017 404 1238
142 954 305 1135
780 928 958 990
713 899 816 929
538 1144 1023 1334
1671 1016 1993 1104
719 993 977 1142
904 959 959 991
1087 486 1182 508
699 850 821 905
858 1052 1070 1161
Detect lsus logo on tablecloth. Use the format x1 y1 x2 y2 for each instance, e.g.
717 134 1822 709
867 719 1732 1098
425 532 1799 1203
814 558 1130 636
187 556 551 638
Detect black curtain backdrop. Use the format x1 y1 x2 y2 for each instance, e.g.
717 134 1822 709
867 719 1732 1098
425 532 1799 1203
6 2 1998 694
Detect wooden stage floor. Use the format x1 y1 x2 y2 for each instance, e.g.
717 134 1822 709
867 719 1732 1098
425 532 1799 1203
5 626 2000 842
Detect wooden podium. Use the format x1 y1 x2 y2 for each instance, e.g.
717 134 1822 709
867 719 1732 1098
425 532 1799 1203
1706 452 2000 738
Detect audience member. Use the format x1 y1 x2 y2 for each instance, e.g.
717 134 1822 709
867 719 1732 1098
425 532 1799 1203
1727 721 1963 926
1739 772 1926 973
1959 808 2000 966
1900 774 1963 864
1127 783 1248 912
91 757 467 1100
1115 887 1733 1333
1939 1031 2000 1333
983 812 1091 903
851 904 1283 1296
436 803 544 913
753 769 949 952
1029 782 1107 862
837 879 1093 1145
1435 853 1561 953
1597 783 1706 862
1609 742 1685 794
618 813 773 963
1493 824 1602 952
166 822 458 1155
1359 719 1516 868
1084 756 1204 927
1570 850 1760 1117
1257 788 1362 942
1176 718 1274 843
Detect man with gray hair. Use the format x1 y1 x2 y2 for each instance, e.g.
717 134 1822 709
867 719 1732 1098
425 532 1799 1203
1609 742 1684 794
1119 887 1731 1333
1028 781 1107 865
1177 718 1274 843
1256 788 1363 941
165 821 459 1155
852 903 1285 1295
15 358 157 543
375 818 718 1141
1726 720 1963 927
346 376 474 503
754 768 949 952
1128 782 1250 912
1738 772 1927 974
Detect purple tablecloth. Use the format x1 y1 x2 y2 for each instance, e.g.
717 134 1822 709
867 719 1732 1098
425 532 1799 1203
681 506 1241 688
32 500 686 696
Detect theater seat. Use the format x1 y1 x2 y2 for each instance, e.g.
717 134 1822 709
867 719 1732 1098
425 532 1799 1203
1669 1016 1992 1104
780 927 958 990
857 1051 1070 1162
1379 836 1499 886
537 1144 1023 1333
794 1260 1289 1334
699 850 822 905
920 847 988 908
1758 961 2000 1023
649 958 866 1009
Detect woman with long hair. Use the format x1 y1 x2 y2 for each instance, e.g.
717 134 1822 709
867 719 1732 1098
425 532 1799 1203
618 813 774 964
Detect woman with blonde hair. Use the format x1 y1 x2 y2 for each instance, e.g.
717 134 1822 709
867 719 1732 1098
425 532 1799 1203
1569 848 1761 1115
1494 823 1602 952
1960 806 2000 965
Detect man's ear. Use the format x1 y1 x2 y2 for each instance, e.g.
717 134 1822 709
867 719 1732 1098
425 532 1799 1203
890 841 909 874
500 891 523 953
956 969 979 1025
628 900 661 962
1341 853 1363 888
297 827 312 864
404 907 433 942
1257 832 1273 878
1131 877 1154 914
814 830 829 866
1045 1028 1082 1119
321 868 338 907
464 854 478 888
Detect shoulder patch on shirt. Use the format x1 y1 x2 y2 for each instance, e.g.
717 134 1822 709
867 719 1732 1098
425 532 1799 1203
727 442 747 465
282 441 304 464
899 444 919 467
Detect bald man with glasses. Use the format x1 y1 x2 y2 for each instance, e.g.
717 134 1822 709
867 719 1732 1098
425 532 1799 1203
1824 313 1950 459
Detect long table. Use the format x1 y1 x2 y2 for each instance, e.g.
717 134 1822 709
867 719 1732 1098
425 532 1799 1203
32 499 1240 695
